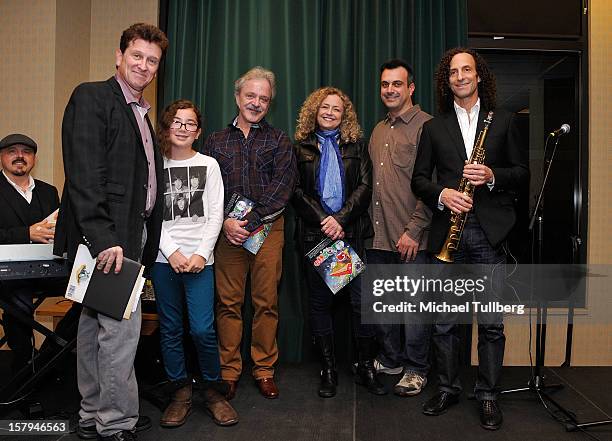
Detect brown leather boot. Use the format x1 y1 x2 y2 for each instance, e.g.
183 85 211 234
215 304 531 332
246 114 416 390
204 387 239 426
160 384 192 427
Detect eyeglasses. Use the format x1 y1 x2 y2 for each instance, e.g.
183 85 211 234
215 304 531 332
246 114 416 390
170 121 199 132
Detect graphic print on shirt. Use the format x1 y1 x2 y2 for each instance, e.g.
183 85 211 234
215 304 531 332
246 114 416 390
163 166 207 223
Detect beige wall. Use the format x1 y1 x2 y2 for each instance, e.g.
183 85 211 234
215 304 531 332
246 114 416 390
0 0 57 184
54 0 92 187
571 0 612 366
0 0 158 191
588 0 612 264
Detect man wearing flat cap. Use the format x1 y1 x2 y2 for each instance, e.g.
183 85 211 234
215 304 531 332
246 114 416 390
0 133 59 373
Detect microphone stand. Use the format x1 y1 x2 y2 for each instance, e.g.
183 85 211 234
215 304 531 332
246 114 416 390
500 134 612 435
500 135 612 433
499 135 574 418
562 235 580 367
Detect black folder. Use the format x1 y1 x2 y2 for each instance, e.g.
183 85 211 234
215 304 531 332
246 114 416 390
80 258 143 321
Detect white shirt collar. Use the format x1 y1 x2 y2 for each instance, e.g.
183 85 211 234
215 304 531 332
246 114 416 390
2 170 35 203
453 98 480 120
453 98 481 159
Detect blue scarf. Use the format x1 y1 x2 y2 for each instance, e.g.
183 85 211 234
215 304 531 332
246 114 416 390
315 128 344 214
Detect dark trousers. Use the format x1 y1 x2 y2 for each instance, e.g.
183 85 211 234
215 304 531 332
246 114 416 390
304 239 375 340
1 281 36 372
433 217 506 400
367 249 432 375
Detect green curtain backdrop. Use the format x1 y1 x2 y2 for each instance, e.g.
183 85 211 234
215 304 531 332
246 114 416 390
160 0 467 362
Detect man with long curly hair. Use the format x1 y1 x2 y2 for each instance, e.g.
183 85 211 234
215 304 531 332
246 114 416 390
412 48 528 430
367 59 434 398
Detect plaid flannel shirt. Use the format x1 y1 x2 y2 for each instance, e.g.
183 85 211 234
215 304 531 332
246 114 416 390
202 118 297 232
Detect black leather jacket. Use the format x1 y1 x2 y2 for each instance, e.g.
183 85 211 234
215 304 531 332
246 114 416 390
292 134 373 249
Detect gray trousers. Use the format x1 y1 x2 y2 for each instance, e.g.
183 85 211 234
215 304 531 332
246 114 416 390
77 302 142 436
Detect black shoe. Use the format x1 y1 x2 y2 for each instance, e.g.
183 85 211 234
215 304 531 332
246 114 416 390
354 337 386 395
319 368 338 398
355 360 387 395
422 391 459 416
130 416 152 433
80 416 151 439
96 430 135 441
479 399 503 430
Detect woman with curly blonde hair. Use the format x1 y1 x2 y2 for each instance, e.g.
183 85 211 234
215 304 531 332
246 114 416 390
295 87 362 143
293 87 384 398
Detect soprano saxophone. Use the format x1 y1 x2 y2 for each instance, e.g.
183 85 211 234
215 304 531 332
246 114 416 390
435 111 494 262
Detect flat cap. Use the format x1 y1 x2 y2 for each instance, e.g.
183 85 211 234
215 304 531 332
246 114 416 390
0 134 38 153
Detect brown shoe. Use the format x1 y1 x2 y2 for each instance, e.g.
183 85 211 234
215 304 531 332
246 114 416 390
224 380 237 400
256 377 279 399
160 384 192 427
204 388 239 426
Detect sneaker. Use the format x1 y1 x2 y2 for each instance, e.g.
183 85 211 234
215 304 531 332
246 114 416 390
394 371 427 396
373 359 403 375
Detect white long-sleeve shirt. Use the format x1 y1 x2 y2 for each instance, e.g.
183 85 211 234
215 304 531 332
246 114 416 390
437 98 493 210
156 152 224 265
454 98 480 160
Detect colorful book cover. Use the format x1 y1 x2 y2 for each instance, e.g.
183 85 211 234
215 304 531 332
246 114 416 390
242 223 272 254
306 238 366 294
224 192 271 255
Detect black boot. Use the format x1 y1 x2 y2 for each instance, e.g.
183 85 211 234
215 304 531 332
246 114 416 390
314 335 337 398
355 337 387 395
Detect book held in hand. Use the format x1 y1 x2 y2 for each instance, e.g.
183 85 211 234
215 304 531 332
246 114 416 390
306 238 366 294
224 192 271 255
65 244 145 320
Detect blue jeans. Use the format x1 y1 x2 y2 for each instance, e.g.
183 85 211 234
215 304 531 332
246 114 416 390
367 249 432 375
432 217 506 400
151 263 221 382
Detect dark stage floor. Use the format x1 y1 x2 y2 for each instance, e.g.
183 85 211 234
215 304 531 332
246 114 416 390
0 352 610 441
